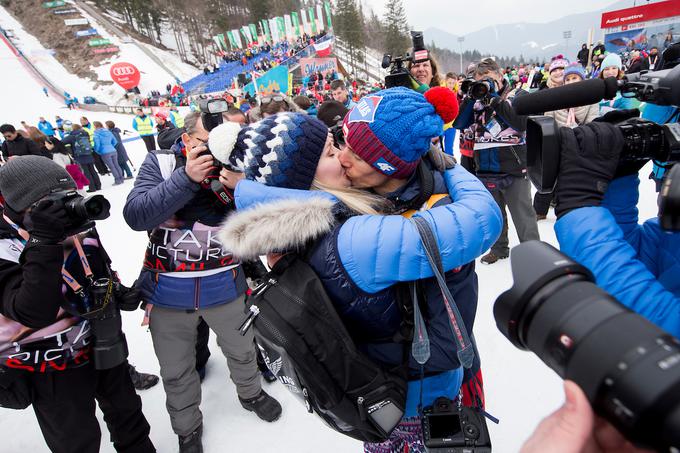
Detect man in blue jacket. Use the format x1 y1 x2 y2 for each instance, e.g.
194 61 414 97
37 117 55 138
553 121 680 337
123 111 281 453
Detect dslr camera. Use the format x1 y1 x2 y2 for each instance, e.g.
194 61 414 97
495 240 680 451
382 31 430 89
34 189 110 235
197 98 235 207
422 397 492 452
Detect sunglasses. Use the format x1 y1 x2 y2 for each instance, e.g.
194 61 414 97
261 95 285 104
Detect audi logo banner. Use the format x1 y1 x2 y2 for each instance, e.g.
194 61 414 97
110 62 141 90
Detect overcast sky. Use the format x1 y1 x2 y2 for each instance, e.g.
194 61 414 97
362 0 626 35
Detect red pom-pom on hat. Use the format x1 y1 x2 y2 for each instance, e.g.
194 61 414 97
424 86 459 124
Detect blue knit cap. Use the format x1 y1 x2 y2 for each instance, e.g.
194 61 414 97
342 87 445 178
563 63 586 81
228 113 328 190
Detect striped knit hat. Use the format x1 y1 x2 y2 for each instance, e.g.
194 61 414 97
209 113 328 190
342 86 458 178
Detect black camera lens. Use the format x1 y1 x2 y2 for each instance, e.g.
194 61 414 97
495 241 680 451
469 81 491 100
660 164 680 232
65 194 111 221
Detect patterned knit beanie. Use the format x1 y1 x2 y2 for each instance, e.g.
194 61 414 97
341 86 458 178
209 113 328 190
563 63 586 81
549 55 569 73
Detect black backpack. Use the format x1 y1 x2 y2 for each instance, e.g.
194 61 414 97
240 254 408 443
72 133 92 157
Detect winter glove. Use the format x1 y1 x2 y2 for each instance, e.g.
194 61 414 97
594 112 648 178
555 122 624 219
23 199 70 245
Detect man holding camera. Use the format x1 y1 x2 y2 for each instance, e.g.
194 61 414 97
454 58 540 264
0 156 154 453
123 111 281 453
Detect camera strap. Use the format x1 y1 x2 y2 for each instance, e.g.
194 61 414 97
409 216 474 369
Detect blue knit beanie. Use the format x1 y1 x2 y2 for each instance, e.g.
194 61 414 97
209 113 328 190
563 63 586 81
601 53 623 71
342 87 456 178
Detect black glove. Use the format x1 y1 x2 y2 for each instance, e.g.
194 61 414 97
114 281 142 311
23 199 70 244
555 122 624 219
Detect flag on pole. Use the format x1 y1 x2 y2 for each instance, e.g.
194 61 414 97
284 14 294 42
324 1 333 30
308 7 317 34
261 19 271 43
233 28 243 48
316 4 324 32
276 17 286 42
213 36 222 51
291 12 301 37
314 39 333 57
249 24 258 44
301 9 311 36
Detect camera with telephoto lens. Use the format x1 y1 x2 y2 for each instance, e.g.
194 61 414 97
382 31 430 89
462 78 496 102
494 240 680 451
421 397 492 452
197 98 236 207
36 189 110 234
77 277 129 370
525 64 680 195
660 163 680 232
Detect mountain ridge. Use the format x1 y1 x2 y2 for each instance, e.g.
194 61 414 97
423 0 640 61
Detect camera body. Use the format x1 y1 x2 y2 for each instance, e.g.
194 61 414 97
382 31 429 89
422 397 492 452
37 190 110 235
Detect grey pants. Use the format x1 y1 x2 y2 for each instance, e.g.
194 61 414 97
490 176 540 257
149 296 261 436
100 152 124 184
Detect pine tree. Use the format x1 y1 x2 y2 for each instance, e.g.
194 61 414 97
383 0 409 57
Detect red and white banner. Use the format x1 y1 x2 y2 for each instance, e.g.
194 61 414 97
313 40 332 57
110 62 140 90
601 0 680 29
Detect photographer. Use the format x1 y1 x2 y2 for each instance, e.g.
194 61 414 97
552 121 680 336
123 111 281 453
0 157 154 453
454 58 540 264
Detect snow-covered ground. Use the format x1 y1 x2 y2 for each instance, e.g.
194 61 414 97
0 2 198 106
0 19 663 453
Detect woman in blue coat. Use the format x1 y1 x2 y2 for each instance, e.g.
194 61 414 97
214 90 501 452
93 121 124 185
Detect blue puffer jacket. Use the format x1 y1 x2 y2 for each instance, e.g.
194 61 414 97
222 163 502 416
124 142 246 310
93 128 118 155
555 174 680 337
641 103 679 182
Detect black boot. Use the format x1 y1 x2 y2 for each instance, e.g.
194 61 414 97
239 390 282 422
128 364 160 390
179 425 203 453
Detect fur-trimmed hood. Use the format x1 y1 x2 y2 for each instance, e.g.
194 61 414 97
218 197 336 260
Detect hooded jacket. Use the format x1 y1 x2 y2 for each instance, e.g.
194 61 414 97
1 134 43 160
556 175 680 337
219 163 502 415
123 132 246 310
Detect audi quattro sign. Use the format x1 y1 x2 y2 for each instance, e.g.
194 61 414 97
109 62 140 90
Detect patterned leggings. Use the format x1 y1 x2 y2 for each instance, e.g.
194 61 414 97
363 417 425 453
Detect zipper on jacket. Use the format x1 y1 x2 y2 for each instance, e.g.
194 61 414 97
239 305 260 336
194 278 200 310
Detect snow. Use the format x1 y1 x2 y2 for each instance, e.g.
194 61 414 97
522 41 540 49
541 43 559 51
0 2 198 106
0 19 665 453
